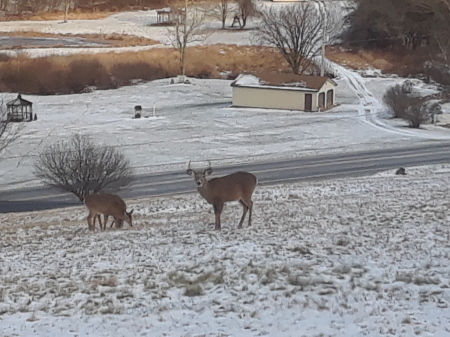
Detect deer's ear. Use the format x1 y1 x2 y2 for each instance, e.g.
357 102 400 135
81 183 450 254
204 168 213 176
186 169 194 176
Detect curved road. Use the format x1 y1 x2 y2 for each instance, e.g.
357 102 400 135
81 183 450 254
1 141 450 213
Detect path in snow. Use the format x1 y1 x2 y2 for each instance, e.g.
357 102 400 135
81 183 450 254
334 62 450 140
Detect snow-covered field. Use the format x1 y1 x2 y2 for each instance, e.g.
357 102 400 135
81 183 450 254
1 72 449 192
1 5 450 336
1 165 450 336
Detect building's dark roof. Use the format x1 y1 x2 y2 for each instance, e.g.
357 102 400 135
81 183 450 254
231 73 336 91
7 94 32 106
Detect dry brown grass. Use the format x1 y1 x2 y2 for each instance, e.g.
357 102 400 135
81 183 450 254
0 11 114 22
326 45 431 77
0 45 291 94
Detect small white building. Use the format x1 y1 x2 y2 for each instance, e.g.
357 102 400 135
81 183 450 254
231 73 337 112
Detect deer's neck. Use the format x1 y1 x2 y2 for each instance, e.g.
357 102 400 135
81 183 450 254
197 183 213 203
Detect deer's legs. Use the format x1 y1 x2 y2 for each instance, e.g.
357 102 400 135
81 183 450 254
238 200 249 228
92 214 103 230
102 214 110 230
108 215 118 229
213 203 224 230
239 199 253 227
87 212 95 231
247 199 253 226
96 214 105 231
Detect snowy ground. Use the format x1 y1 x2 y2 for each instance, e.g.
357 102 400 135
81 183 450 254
1 7 450 336
1 73 449 192
1 164 450 336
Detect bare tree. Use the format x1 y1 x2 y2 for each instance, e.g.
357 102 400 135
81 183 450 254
34 134 132 201
421 0 450 61
63 0 72 22
167 0 206 77
0 102 21 155
211 0 231 29
312 0 345 76
255 2 323 74
236 0 256 29
432 26 450 62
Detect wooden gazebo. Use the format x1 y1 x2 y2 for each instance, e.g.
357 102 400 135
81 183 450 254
156 8 173 24
7 94 33 122
156 7 185 25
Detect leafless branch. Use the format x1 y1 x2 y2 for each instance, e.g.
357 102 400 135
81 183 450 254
209 0 232 29
0 101 22 155
34 134 132 201
167 0 207 76
255 2 323 74
383 83 429 128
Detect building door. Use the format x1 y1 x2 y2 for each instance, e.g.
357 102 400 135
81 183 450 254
319 92 325 110
305 94 312 111
327 90 334 107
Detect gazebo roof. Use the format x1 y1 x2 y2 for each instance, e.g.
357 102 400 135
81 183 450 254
7 94 32 107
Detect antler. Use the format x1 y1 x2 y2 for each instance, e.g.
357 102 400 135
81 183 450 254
207 160 212 170
187 159 191 170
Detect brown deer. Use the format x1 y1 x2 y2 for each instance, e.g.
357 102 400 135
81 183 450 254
186 161 257 230
84 193 134 231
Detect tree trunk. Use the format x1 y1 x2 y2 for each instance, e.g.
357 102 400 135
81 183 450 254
64 2 69 22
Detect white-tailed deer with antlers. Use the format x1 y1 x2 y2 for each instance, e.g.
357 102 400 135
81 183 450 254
84 193 133 231
187 161 257 230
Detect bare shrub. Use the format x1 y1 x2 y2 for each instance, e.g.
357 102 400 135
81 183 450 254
34 134 132 202
383 83 429 128
383 84 414 118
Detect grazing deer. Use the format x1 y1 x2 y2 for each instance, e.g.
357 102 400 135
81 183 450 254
186 161 257 230
84 193 133 231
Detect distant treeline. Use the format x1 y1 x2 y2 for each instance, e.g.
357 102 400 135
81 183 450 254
0 0 166 15
343 0 450 55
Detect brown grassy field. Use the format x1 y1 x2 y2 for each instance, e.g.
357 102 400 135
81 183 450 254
326 45 430 77
0 11 115 21
0 45 290 94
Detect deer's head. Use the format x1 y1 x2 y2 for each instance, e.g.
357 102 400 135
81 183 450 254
186 160 212 187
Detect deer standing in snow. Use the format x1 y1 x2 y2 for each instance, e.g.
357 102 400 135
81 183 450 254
186 161 257 230
83 193 133 231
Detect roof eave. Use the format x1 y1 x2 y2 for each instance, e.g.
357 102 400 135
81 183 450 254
232 84 319 92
